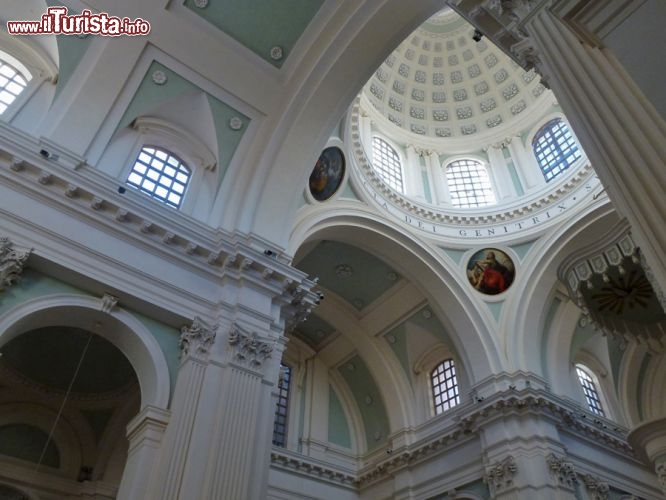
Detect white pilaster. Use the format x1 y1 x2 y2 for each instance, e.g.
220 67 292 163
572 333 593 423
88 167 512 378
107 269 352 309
524 7 666 294
117 406 170 500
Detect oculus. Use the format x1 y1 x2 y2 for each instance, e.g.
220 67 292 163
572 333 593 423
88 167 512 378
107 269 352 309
467 248 515 295
309 146 345 202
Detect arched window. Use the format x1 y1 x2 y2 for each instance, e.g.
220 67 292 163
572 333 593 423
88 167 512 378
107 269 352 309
0 57 29 115
431 359 460 415
446 159 496 208
272 363 291 447
532 118 581 182
126 146 191 208
576 364 605 417
372 137 404 193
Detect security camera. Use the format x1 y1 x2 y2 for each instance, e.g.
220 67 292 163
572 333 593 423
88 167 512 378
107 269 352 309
39 149 59 161
118 186 126 194
472 29 483 42
386 449 393 454
264 249 274 256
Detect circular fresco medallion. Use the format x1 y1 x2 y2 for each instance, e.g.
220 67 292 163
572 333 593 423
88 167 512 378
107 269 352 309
466 248 515 295
309 147 345 202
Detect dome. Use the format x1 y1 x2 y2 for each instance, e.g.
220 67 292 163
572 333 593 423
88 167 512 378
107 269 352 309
362 8 547 139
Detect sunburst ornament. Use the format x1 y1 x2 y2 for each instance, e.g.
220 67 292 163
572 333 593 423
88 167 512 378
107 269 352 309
591 270 653 315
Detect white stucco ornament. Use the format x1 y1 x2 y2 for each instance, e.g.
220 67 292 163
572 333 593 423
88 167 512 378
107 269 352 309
229 117 243 130
194 0 208 8
151 70 168 85
335 264 354 278
270 46 284 61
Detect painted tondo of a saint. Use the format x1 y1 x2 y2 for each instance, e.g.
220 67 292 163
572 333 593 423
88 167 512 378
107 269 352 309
309 147 345 201
467 248 515 295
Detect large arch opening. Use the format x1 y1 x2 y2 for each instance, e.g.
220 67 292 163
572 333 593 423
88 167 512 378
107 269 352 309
0 294 171 498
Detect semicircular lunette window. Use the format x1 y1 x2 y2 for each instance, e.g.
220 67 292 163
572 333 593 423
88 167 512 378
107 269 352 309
372 137 404 193
446 159 496 208
0 58 29 115
532 118 581 182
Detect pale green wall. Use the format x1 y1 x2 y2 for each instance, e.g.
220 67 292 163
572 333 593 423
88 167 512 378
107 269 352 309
328 385 352 449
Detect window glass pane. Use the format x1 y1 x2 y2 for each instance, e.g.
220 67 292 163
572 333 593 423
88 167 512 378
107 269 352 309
576 366 605 417
446 159 496 208
372 137 404 193
126 146 191 208
273 364 291 447
430 359 460 415
533 119 581 182
0 59 28 115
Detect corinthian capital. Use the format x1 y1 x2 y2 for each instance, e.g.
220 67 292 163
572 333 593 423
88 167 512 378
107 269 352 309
180 317 218 360
0 237 31 292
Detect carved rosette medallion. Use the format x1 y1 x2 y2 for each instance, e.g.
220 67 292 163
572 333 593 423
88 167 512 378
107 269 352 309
484 455 518 494
228 323 274 367
180 317 218 360
0 237 31 292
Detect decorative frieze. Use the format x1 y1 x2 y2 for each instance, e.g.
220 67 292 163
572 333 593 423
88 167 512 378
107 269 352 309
0 236 31 292
180 317 218 360
546 453 577 487
228 323 274 367
271 451 356 488
484 456 518 494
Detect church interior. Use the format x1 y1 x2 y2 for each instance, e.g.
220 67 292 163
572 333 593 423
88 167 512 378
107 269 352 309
0 1 665 499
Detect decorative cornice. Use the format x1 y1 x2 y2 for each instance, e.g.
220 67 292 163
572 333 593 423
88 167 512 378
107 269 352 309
0 362 139 402
349 98 599 239
228 323 274 367
0 236 31 292
484 455 518 493
271 451 356 489
180 317 218 360
269 387 634 491
356 387 631 488
546 453 577 488
0 131 319 321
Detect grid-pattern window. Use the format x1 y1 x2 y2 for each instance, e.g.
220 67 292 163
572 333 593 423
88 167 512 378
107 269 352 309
0 59 28 115
576 365 605 417
446 159 496 208
532 118 581 182
126 147 191 208
431 359 460 415
372 137 404 193
272 364 291 447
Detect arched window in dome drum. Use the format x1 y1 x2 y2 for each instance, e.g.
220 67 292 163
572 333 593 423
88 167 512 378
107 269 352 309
445 159 496 208
0 57 29 115
126 146 191 208
372 137 404 193
532 118 581 182
431 359 460 415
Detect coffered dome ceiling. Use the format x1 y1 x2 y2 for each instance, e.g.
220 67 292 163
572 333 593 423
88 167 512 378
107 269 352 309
362 8 547 138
